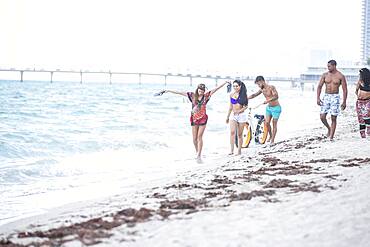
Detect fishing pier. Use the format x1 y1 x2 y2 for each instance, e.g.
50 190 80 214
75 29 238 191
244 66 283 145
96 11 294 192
0 68 300 86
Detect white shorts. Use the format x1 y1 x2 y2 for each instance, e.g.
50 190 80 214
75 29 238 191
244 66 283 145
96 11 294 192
231 111 248 123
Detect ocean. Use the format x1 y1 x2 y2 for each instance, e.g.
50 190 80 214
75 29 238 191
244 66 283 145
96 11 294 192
0 79 322 226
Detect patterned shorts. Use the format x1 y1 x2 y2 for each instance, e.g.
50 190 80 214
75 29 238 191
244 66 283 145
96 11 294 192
320 93 340 116
356 98 370 124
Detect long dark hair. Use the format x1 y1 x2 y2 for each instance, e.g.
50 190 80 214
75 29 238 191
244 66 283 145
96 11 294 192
233 80 248 106
359 68 370 87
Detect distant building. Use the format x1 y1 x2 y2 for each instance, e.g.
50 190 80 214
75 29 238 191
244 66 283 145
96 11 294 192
300 65 360 84
301 1 365 85
301 49 360 84
362 0 370 62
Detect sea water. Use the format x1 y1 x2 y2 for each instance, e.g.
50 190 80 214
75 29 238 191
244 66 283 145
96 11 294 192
0 80 321 226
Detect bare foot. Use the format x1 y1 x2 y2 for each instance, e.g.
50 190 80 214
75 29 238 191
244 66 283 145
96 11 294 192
326 128 331 137
360 131 366 138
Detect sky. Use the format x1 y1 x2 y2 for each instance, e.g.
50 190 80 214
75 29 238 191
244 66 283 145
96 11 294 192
0 0 363 77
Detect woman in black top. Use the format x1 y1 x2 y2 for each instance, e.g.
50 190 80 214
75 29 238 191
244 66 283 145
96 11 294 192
355 68 370 138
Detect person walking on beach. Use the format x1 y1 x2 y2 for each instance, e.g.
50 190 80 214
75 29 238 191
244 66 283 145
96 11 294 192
316 60 348 140
163 82 229 162
248 76 281 145
355 68 370 138
226 80 248 155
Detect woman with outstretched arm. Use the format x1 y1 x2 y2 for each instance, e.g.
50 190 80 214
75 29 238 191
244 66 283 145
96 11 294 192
163 81 229 162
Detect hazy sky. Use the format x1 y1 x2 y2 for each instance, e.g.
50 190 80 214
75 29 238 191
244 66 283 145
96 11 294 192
0 0 362 76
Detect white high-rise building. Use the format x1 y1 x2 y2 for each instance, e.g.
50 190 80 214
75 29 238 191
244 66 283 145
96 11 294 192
361 0 370 62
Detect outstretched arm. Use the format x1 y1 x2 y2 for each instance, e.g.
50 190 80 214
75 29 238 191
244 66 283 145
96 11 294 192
209 81 230 96
165 90 187 97
341 75 348 110
248 89 262 100
317 74 325 106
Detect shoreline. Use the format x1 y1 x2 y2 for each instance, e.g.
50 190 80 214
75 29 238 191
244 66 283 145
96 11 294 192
1 89 370 246
1 110 370 246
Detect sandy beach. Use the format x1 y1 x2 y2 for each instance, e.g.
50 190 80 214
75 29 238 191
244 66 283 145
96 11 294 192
0 0 367 245
1 91 370 247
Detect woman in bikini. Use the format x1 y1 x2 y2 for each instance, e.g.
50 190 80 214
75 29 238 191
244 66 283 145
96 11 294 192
164 81 229 161
226 80 248 155
355 68 370 138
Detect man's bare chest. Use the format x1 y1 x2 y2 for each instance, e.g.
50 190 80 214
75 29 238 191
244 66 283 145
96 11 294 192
262 88 273 97
324 75 341 85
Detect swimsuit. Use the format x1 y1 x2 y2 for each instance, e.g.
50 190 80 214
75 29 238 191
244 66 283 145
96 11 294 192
359 83 370 92
187 91 211 126
320 93 340 116
266 105 282 119
230 95 248 122
230 96 239 104
231 111 248 123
